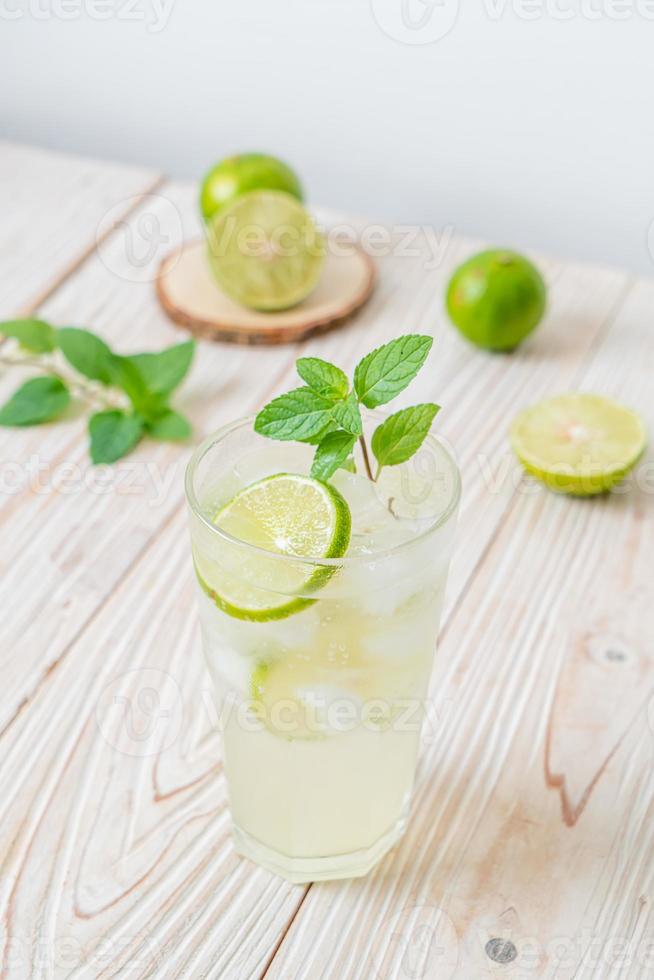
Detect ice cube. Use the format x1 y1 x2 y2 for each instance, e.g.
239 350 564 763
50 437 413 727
331 470 425 555
231 443 314 487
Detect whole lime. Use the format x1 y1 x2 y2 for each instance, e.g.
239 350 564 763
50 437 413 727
446 249 546 351
199 153 303 222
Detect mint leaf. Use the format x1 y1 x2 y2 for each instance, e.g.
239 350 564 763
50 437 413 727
123 340 194 397
332 391 363 436
109 356 160 417
300 419 339 445
1 319 56 353
57 327 116 384
254 387 336 441
89 410 143 464
297 357 349 399
310 430 357 481
146 409 192 441
371 403 440 471
354 335 433 408
0 376 70 426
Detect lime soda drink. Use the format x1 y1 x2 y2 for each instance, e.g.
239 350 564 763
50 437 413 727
185 415 460 883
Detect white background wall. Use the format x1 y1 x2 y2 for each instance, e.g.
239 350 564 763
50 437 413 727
3 0 654 273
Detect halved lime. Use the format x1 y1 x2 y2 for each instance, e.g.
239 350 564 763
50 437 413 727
511 393 647 495
206 191 325 311
195 473 351 621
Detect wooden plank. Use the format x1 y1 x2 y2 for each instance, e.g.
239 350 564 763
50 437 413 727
0 507 305 980
0 167 635 976
263 279 654 978
0 142 160 317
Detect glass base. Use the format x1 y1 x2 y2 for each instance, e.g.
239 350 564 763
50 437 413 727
232 815 407 884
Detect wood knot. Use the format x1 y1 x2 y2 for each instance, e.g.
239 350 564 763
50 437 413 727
485 938 518 964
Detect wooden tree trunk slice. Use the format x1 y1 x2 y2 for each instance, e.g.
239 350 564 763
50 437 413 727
156 238 376 345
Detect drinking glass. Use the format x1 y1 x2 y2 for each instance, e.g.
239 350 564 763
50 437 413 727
185 414 460 882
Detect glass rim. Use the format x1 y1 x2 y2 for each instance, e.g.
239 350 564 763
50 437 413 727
185 414 461 567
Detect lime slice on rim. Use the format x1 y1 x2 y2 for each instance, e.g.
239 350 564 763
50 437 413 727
511 393 647 495
206 190 325 311
195 473 351 621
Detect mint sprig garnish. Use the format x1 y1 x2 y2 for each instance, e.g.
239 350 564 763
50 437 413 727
296 357 349 399
370 404 440 472
254 334 440 482
310 430 357 481
0 318 195 464
353 334 433 408
254 387 336 442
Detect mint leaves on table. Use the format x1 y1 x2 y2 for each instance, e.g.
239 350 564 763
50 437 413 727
254 334 440 482
0 376 70 426
0 318 195 464
0 318 57 354
88 410 144 465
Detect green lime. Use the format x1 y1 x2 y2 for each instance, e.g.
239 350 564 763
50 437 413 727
446 249 546 351
511 393 647 495
206 190 325 311
195 473 351 620
199 152 303 223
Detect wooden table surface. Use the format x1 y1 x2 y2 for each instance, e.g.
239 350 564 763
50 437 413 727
1 142 653 980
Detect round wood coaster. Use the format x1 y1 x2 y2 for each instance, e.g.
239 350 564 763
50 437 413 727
156 238 376 345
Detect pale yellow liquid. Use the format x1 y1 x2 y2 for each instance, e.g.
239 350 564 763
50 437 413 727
199 568 445 878
193 459 456 881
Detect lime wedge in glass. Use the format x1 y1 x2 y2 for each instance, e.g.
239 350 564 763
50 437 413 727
249 656 362 739
206 190 325 311
511 393 647 495
195 473 351 620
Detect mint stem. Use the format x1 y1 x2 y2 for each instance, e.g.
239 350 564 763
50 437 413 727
359 434 374 481
0 350 124 411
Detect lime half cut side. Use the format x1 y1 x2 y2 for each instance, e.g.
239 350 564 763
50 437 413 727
195 473 351 621
511 393 647 495
207 190 325 311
